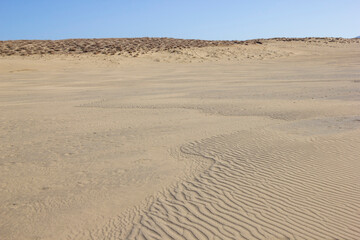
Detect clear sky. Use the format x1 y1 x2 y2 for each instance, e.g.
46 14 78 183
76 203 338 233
1 0 359 40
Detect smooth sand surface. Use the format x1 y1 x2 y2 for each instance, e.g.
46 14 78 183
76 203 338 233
1 39 360 240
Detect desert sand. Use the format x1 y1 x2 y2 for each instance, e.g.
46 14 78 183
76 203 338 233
0 38 359 240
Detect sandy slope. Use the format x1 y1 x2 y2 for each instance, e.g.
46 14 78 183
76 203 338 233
0 39 359 240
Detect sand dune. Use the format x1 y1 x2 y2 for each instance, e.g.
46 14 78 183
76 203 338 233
1 37 358 58
0 38 238 57
0 38 359 240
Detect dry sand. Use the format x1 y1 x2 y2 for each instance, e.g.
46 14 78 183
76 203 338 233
0 38 360 240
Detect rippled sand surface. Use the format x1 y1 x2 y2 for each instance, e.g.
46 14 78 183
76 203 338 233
0 39 359 239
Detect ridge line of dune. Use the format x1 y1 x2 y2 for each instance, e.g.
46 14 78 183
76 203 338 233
1 37 359 57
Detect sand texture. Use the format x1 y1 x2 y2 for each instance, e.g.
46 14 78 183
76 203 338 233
0 38 360 240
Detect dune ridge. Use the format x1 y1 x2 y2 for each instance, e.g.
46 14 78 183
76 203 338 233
1 37 359 57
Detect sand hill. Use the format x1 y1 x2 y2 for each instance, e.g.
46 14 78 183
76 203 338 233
0 38 359 240
1 37 358 57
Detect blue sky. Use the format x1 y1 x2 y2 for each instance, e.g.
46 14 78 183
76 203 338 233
1 0 359 40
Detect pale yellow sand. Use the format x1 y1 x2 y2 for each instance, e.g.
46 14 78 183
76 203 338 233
0 39 360 240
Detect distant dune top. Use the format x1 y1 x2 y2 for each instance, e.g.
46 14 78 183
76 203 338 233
0 38 236 57
0 37 358 57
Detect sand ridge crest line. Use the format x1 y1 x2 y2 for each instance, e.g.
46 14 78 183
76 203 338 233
1 37 359 57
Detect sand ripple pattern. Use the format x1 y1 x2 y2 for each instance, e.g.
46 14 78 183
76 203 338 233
118 130 360 240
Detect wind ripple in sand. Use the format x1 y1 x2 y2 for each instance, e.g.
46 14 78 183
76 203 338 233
115 130 360 240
